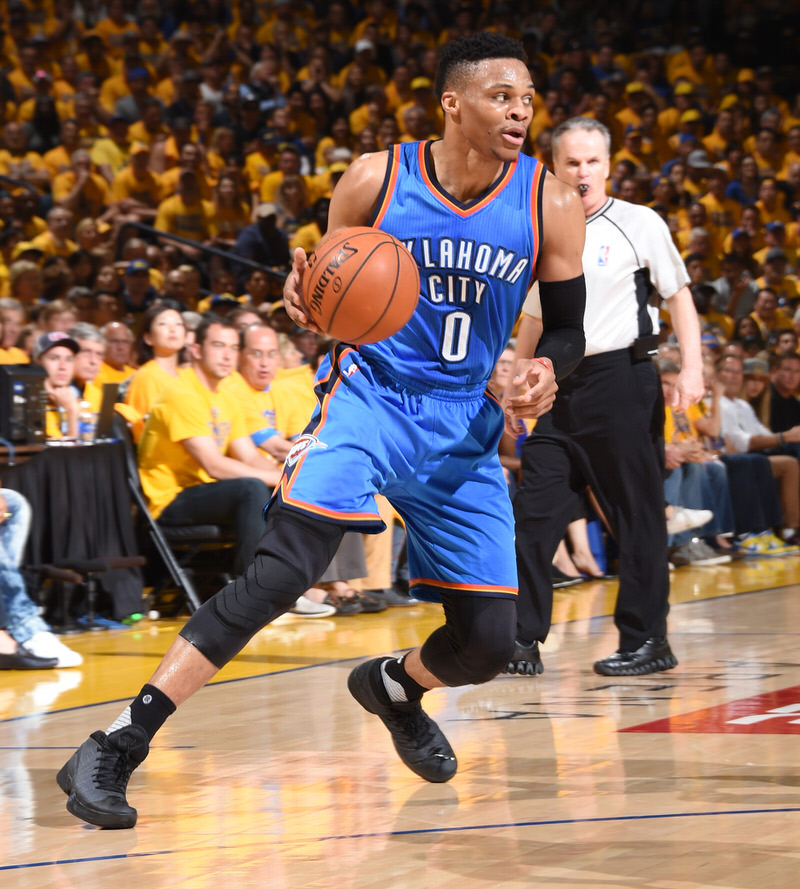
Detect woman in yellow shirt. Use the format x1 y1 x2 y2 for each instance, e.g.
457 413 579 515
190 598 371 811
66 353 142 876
209 174 251 247
123 305 188 441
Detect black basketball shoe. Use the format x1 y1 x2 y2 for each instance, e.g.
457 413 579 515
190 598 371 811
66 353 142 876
347 658 457 783
57 724 149 828
593 636 678 676
503 640 544 675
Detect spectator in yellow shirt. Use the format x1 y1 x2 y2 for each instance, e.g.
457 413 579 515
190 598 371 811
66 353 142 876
110 141 161 224
0 122 49 193
52 149 110 221
42 118 82 179
749 286 794 341
94 0 135 61
209 174 251 247
159 141 212 199
95 320 135 386
128 98 169 147
756 250 800 305
754 222 798 271
137 316 280 575
154 169 214 261
221 324 291 462
30 207 78 258
290 197 330 255
699 165 741 257
33 330 80 439
259 144 314 204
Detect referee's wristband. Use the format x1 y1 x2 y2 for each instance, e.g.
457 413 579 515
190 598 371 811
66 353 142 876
778 432 785 445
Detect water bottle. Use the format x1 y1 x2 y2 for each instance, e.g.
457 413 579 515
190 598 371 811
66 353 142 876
78 400 95 444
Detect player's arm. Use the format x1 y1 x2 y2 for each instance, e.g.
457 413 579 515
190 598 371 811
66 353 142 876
507 175 586 423
283 151 388 330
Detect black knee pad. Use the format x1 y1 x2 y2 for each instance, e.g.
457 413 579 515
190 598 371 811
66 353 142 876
420 595 517 686
180 505 345 668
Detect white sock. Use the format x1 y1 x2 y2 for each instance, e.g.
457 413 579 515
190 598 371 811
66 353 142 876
380 658 408 703
106 705 132 734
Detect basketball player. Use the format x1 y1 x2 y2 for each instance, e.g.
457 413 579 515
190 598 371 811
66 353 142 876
57 33 588 828
507 117 704 678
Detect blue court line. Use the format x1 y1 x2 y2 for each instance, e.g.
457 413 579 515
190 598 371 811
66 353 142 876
4 806 800 871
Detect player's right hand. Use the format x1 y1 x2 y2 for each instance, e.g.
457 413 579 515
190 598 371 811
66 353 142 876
283 247 323 334
505 358 558 427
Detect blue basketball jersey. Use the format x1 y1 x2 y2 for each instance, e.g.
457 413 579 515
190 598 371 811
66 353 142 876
359 140 546 390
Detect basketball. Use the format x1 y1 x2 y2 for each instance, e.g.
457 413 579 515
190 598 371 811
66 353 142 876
301 227 420 344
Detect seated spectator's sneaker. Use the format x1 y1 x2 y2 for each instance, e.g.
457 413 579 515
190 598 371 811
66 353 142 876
288 595 337 618
363 587 421 607
737 532 766 556
354 592 388 613
739 531 799 557
348 658 457 783
671 539 731 567
57 725 149 828
759 532 800 556
503 639 544 675
666 506 714 536
26 630 83 667
593 637 678 676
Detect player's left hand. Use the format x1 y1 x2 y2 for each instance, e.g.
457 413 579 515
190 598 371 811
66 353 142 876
505 358 558 423
283 247 324 334
674 366 705 410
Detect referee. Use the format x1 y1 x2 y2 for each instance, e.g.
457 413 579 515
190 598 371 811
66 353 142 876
506 117 704 676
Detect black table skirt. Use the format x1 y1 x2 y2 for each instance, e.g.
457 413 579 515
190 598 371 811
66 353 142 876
2 442 143 619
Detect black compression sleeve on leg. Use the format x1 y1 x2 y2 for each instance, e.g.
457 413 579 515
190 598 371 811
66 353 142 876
537 274 586 380
420 594 517 686
180 507 345 668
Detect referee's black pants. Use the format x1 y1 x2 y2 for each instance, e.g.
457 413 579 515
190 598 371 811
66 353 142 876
514 349 669 652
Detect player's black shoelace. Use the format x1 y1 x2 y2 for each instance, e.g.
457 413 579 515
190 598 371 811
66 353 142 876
383 703 439 749
93 738 135 794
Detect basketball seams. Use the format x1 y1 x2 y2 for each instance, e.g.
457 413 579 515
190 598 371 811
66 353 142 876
325 241 390 334
303 226 419 344
341 241 403 341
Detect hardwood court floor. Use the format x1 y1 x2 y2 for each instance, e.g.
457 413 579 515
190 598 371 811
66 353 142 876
3 557 800 889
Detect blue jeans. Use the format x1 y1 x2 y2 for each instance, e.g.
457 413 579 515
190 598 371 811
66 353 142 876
0 489 49 644
664 459 735 546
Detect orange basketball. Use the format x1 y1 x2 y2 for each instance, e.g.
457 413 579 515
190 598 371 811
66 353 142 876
301 227 420 344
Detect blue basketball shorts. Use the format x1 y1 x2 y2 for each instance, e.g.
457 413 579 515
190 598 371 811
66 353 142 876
272 346 518 603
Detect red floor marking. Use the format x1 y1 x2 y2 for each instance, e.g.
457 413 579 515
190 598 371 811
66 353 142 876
621 685 800 734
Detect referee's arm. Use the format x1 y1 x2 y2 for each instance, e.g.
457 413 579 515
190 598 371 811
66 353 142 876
665 285 704 409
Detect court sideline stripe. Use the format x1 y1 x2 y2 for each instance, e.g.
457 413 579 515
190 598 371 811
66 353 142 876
4 806 800 871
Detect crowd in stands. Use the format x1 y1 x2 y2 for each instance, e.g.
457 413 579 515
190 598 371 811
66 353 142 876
2 0 800 637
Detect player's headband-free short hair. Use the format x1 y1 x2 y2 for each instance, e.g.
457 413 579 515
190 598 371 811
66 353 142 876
435 32 528 98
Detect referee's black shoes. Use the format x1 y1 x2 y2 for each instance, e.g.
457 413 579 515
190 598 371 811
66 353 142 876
502 640 544 675
593 636 678 676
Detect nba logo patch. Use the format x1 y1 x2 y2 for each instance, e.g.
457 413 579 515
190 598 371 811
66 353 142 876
597 245 610 266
